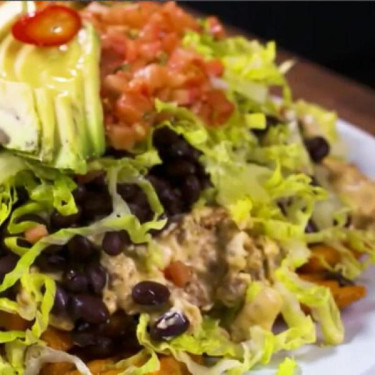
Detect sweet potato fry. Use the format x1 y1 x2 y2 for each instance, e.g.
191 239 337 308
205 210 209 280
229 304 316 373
41 327 73 352
299 274 366 309
149 356 189 375
40 362 75 375
66 360 117 375
325 283 366 309
299 244 341 273
0 311 30 331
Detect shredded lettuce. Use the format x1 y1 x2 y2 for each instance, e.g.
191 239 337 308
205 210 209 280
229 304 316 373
183 31 291 104
0 356 17 375
0 272 55 346
275 266 344 345
277 357 299 375
113 350 160 375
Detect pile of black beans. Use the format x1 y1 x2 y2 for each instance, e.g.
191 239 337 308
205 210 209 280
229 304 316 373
0 128 205 357
148 127 210 216
71 312 140 360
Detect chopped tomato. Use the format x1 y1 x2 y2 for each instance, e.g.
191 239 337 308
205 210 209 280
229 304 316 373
206 89 235 125
164 261 192 288
204 59 225 77
82 1 233 150
206 16 226 39
12 5 82 47
24 224 49 244
115 91 154 124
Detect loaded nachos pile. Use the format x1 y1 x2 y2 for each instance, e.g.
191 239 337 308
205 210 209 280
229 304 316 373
0 1 373 374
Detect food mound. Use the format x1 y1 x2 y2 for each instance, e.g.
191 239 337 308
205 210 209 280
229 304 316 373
0 1 372 375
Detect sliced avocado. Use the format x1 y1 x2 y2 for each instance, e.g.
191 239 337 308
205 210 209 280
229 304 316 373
54 95 86 173
0 79 41 153
80 24 105 158
67 71 92 159
34 88 56 162
0 6 105 172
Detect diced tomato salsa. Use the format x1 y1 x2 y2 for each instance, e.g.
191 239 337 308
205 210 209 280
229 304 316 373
82 1 234 150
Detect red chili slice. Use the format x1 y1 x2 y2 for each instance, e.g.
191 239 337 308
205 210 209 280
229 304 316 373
12 5 82 47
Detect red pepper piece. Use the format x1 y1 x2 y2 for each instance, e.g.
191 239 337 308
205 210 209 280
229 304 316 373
12 5 82 47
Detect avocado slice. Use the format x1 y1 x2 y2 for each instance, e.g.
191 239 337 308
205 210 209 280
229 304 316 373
54 95 86 173
34 88 56 162
0 5 105 172
79 24 105 158
0 79 41 154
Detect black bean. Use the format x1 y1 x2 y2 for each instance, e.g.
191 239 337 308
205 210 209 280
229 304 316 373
67 235 96 261
165 159 196 177
51 208 82 230
165 140 194 160
153 127 180 149
44 244 64 254
305 219 318 233
150 311 189 341
69 294 110 324
304 136 330 163
132 281 170 307
181 175 201 206
105 147 132 159
102 231 130 256
63 268 88 293
52 284 70 315
128 203 153 223
309 175 320 187
36 253 67 272
134 188 150 207
86 173 107 191
15 187 28 207
73 184 87 203
0 253 18 281
96 311 133 338
82 192 112 220
149 177 183 215
17 238 32 248
87 263 107 295
117 183 138 201
252 116 280 137
15 214 47 226
74 311 133 339
76 337 115 359
71 331 97 347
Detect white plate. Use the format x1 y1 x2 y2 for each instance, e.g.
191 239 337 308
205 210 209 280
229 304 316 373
251 119 375 375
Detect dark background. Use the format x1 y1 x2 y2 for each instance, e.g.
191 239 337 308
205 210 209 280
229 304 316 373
188 2 375 90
